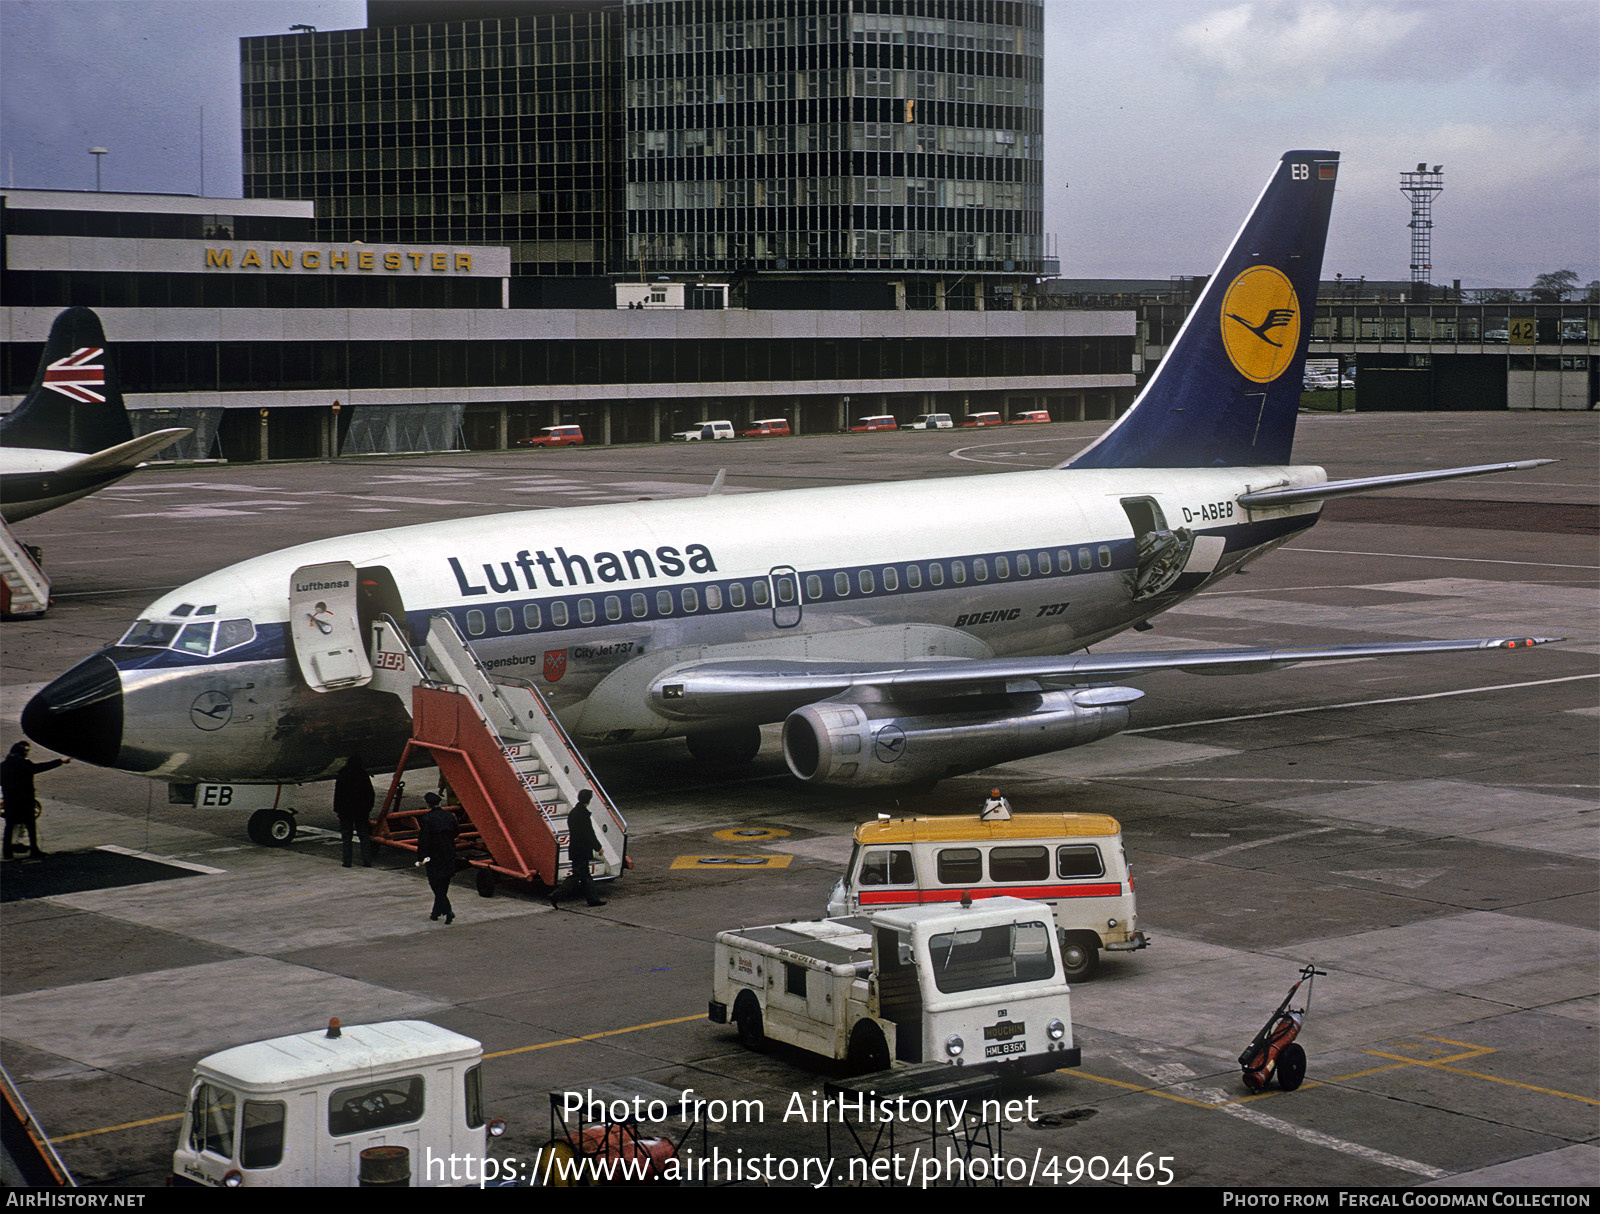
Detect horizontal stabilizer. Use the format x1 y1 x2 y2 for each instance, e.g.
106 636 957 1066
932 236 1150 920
61 428 193 476
1238 460 1557 508
650 636 1562 719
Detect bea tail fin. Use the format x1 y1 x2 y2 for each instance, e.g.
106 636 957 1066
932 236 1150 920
1 307 133 454
1066 150 1339 470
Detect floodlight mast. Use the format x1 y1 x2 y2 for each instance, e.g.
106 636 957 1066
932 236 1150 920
1400 163 1444 294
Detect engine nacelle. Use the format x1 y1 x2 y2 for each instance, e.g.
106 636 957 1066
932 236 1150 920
782 689 1138 788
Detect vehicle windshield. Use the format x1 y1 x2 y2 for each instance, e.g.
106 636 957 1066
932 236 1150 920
925 920 1056 993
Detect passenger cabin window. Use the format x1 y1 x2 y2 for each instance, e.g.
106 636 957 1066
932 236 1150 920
1099 545 1112 567
578 599 596 624
972 558 988 582
1036 551 1051 574
496 606 514 633
605 595 622 621
1057 845 1106 878
752 580 770 606
328 1075 425 1137
936 847 982 884
467 610 486 636
882 567 899 591
681 587 699 613
705 585 723 610
859 847 915 886
631 593 648 618
906 565 923 588
806 575 823 600
834 572 850 596
551 602 569 627
995 555 1010 579
989 845 1049 881
951 561 967 584
525 604 543 629
859 569 875 594
1078 548 1091 570
656 589 674 615
729 582 747 608
928 563 945 586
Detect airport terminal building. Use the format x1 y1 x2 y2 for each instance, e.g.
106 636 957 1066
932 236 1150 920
0 187 1133 461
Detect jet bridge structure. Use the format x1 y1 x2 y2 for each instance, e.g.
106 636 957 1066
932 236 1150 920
369 611 628 897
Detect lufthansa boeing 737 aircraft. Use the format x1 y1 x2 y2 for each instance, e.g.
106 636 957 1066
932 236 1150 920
22 152 1556 812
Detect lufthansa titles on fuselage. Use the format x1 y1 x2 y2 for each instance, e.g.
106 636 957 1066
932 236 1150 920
448 543 719 597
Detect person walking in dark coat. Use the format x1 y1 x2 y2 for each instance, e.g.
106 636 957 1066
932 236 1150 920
417 792 459 923
550 789 606 908
3 741 68 860
333 755 375 868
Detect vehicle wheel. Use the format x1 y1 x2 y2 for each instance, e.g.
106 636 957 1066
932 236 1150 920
846 1022 891 1075
475 868 497 898
247 809 296 847
1277 1042 1307 1091
733 993 765 1050
1058 932 1100 982
686 724 762 765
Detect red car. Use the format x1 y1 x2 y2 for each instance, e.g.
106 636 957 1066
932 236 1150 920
742 418 792 437
849 415 898 432
960 412 1002 427
1011 410 1051 424
518 425 583 448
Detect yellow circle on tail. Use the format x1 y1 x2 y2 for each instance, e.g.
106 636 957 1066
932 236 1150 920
1220 266 1301 383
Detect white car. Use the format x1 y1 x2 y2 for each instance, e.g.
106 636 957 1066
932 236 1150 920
908 413 953 430
674 420 735 441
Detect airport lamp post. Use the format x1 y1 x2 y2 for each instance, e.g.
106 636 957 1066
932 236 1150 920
89 147 108 192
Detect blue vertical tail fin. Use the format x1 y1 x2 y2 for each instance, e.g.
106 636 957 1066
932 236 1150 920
1066 151 1339 470
1 307 132 454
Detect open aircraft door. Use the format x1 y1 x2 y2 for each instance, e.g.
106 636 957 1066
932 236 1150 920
289 561 374 691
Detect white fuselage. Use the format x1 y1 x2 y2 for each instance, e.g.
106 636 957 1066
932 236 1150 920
37 464 1324 785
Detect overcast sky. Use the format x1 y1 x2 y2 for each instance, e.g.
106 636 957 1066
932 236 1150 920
1 0 1595 290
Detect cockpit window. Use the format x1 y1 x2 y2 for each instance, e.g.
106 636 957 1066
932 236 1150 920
119 617 256 656
120 620 181 648
214 619 255 653
175 623 215 654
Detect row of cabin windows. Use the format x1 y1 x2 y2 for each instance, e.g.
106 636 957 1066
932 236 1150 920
860 844 1106 886
462 545 1117 637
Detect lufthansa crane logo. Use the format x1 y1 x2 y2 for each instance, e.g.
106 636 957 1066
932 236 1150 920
1220 266 1300 383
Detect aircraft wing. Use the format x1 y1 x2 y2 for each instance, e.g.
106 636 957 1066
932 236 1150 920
648 636 1561 721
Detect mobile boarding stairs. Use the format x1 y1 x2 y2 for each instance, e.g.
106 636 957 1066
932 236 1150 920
367 611 628 898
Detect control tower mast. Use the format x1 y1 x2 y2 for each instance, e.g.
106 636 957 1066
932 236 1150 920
1400 163 1444 297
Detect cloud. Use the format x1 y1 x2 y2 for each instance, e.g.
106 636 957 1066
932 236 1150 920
1176 2 1424 97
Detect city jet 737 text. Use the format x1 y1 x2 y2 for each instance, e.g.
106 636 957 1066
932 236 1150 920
23 151 1557 807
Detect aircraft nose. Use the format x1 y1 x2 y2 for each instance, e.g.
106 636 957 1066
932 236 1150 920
22 654 124 767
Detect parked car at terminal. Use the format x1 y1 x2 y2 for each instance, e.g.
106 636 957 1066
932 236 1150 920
675 420 735 441
907 413 953 430
518 425 583 448
1011 410 1051 424
849 415 898 432
961 412 1002 427
742 418 792 437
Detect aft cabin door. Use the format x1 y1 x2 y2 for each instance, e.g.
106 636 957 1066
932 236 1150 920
290 561 374 691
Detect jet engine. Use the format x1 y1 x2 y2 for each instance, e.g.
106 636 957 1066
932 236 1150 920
781 687 1141 788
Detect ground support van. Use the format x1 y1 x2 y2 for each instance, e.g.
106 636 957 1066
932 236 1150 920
709 897 1079 1077
172 1019 502 1187
826 802 1148 981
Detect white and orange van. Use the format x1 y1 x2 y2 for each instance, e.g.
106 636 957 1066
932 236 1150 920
826 797 1147 980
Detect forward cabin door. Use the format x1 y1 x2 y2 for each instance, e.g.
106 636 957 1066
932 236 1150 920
289 561 374 691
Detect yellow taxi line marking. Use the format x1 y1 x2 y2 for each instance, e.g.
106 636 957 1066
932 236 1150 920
54 1113 183 1142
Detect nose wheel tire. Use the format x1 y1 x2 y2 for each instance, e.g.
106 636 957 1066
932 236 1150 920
247 809 297 847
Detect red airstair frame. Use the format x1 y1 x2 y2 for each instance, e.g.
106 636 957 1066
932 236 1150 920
369 613 628 896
